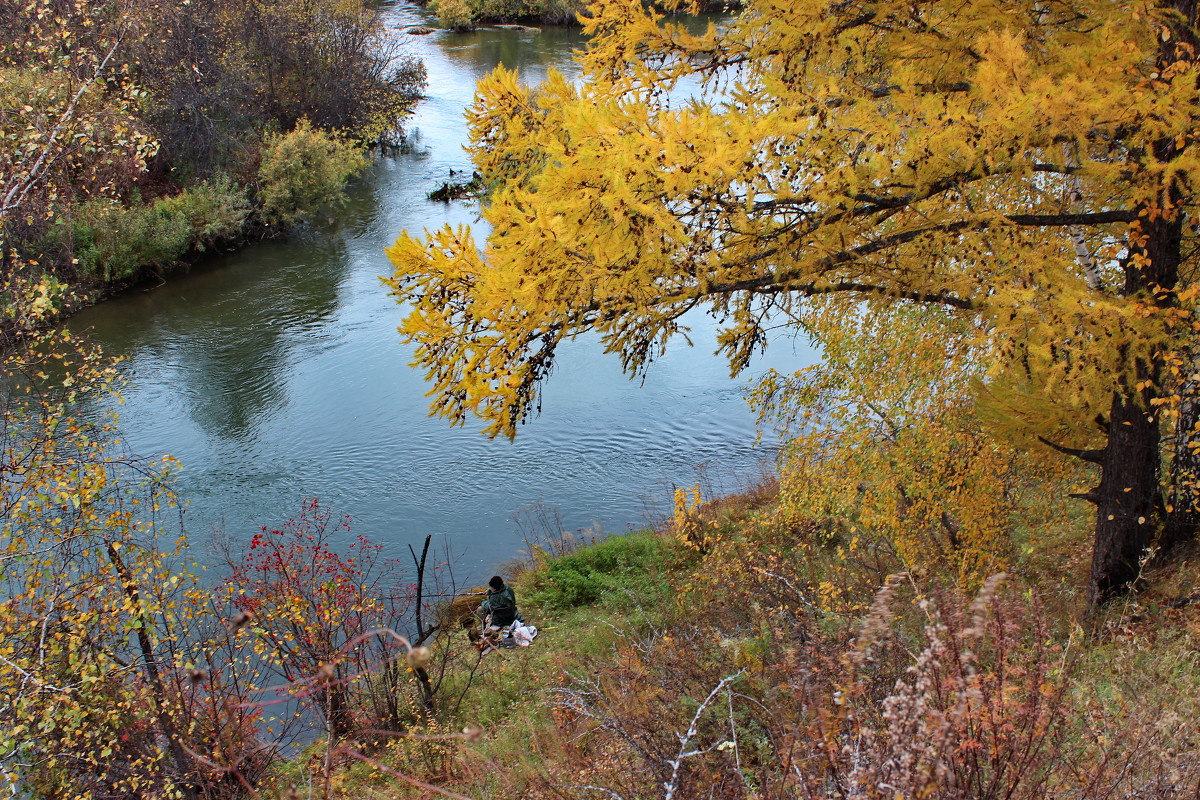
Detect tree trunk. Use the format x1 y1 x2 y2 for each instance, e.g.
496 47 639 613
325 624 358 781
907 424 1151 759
1082 0 1198 598
1087 115 1186 601
107 543 199 800
326 682 355 741
1161 353 1200 556
1155 0 1200 557
1089 394 1161 604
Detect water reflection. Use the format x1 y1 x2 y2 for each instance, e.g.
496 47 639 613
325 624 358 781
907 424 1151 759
438 26 584 81
73 234 351 442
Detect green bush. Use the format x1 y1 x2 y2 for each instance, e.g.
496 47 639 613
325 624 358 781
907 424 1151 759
522 531 677 612
431 0 585 28
67 178 251 283
473 0 539 21
71 199 191 283
432 0 475 30
257 121 367 227
156 176 250 250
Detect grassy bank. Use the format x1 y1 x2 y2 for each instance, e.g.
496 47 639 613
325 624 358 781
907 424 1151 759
316 525 695 798
424 0 738 32
2 125 373 342
300 475 1200 799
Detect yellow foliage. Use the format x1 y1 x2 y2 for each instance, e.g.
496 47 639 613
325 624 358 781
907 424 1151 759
0 328 196 797
671 484 707 550
388 0 1200 445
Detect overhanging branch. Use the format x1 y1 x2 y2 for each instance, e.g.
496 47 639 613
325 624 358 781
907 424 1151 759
1038 435 1105 464
1006 210 1135 226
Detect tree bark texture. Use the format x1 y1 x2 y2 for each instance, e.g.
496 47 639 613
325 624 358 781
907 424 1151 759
1161 360 1200 557
1089 394 1161 603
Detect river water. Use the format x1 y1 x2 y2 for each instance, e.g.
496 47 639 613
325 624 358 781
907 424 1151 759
67 4 816 574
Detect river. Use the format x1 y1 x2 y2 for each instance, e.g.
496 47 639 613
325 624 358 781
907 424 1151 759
66 4 817 575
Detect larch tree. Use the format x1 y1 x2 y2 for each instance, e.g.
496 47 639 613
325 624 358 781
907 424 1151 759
386 0 1200 604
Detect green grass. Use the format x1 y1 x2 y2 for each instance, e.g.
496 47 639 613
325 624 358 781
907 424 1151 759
520 528 686 612
452 529 690 726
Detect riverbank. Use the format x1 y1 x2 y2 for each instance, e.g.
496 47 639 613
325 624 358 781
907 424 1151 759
422 0 737 32
283 477 1200 799
1 0 424 341
3 135 372 347
3 129 377 344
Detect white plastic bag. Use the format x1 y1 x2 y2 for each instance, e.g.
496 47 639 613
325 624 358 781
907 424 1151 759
511 622 538 646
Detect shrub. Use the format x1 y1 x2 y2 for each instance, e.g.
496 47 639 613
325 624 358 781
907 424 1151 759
224 499 421 740
66 177 250 283
256 121 367 228
71 198 191 282
543 573 1200 800
432 0 475 30
429 0 586 25
474 0 539 21
156 176 250 250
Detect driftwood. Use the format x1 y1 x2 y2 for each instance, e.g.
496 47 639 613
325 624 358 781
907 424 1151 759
428 172 484 202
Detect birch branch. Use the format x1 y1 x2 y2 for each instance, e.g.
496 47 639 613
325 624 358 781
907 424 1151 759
0 28 127 223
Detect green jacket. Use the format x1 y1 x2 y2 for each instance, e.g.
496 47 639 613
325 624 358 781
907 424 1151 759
482 584 518 626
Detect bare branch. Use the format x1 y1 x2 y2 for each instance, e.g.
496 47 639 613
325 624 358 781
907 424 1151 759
662 670 745 800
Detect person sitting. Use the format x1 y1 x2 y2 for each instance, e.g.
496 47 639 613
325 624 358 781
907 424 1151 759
478 575 518 628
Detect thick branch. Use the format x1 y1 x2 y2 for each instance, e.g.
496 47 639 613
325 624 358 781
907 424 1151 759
867 80 973 98
784 280 976 308
1037 435 1105 464
1005 210 1135 226
699 219 979 308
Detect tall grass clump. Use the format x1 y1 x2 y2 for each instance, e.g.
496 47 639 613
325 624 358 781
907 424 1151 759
69 198 191 282
156 176 250 250
55 178 250 284
521 530 681 612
